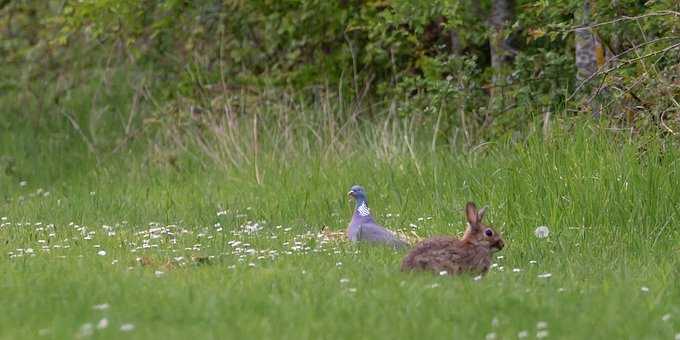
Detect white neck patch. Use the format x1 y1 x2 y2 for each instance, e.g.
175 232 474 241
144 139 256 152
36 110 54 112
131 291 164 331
357 202 371 216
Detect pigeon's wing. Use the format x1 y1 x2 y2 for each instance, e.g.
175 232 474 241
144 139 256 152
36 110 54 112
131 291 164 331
358 222 409 249
347 222 361 242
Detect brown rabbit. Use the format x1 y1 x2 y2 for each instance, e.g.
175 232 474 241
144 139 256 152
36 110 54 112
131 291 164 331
401 202 504 276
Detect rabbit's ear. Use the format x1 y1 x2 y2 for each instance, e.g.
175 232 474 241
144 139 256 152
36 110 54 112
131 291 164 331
466 202 479 228
477 206 488 222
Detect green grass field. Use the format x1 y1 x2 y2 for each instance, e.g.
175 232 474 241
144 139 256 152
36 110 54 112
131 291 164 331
1 125 679 340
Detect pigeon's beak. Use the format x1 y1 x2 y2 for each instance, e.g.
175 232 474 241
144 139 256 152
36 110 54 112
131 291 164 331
347 191 354 197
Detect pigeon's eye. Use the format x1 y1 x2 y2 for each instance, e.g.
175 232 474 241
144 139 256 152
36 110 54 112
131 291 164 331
484 229 493 237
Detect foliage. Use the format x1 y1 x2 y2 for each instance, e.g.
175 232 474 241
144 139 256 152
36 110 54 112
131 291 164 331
1 0 679 151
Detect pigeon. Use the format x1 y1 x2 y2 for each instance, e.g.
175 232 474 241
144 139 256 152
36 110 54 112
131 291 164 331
347 185 408 249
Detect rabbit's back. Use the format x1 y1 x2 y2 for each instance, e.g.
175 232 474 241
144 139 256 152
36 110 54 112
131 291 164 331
401 236 492 275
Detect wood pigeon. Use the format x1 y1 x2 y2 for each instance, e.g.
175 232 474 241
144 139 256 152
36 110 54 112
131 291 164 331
347 185 408 249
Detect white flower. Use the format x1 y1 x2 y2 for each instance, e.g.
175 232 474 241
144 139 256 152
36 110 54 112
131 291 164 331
535 226 550 238
473 275 483 281
19 181 27 187
537 273 552 279
92 303 110 310
348 288 357 293
78 323 94 337
217 210 227 216
154 271 164 277
675 333 680 340
439 270 448 276
340 278 350 284
537 330 549 338
662 314 671 321
97 250 106 256
536 321 548 329
485 332 497 340
517 330 529 338
120 324 135 332
96 318 109 330
641 286 650 292
529 260 537 264
512 268 521 273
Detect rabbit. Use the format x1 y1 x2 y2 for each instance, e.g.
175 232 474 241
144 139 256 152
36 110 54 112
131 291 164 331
401 202 504 276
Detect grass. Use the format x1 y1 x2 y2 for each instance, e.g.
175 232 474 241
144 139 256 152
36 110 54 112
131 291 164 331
1 123 680 340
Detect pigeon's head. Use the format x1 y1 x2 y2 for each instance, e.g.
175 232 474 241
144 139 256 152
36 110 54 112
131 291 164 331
347 185 367 202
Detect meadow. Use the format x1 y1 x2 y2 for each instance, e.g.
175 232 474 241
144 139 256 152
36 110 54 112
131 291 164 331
1 122 679 340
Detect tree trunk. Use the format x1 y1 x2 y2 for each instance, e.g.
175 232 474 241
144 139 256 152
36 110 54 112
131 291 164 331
574 0 601 117
489 0 515 103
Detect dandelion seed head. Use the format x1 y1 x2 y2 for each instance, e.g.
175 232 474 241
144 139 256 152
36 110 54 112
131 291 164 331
535 226 550 238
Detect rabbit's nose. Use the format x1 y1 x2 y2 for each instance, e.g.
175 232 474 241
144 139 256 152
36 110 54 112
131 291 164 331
496 239 505 250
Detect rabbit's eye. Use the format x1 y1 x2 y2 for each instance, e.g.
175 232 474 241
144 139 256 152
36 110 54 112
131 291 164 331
484 229 493 237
